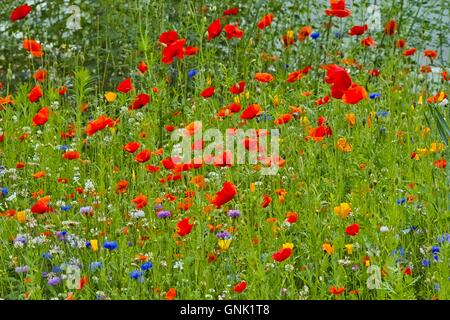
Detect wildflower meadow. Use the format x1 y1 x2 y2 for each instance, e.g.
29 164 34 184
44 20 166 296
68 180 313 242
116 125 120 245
0 0 449 301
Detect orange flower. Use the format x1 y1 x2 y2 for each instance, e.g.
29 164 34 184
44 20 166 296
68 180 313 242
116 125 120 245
298 26 312 41
424 49 438 60
336 138 352 152
165 288 177 300
329 286 345 295
361 36 376 47
255 72 274 83
342 83 368 104
131 194 148 209
384 19 397 36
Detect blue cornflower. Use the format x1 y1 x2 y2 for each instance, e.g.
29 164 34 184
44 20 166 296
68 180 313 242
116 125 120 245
103 241 118 250
370 93 382 99
1 187 8 196
376 110 389 117
130 270 144 281
59 145 70 151
141 262 153 271
310 32 320 39
52 266 63 273
432 246 440 254
422 259 431 267
396 198 406 205
90 261 102 271
42 252 52 260
61 205 72 211
56 231 68 241
433 254 439 262
434 284 440 291
188 69 198 78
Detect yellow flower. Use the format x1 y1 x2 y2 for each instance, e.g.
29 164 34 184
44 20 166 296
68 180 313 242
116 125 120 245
345 113 356 127
17 211 26 224
345 244 353 255
207 76 212 86
250 182 256 192
417 148 428 156
336 138 352 152
104 92 117 103
334 202 352 219
245 90 250 100
234 96 240 104
430 142 445 153
418 95 423 105
218 239 231 251
282 242 294 250
91 239 98 252
438 92 446 102
322 243 334 255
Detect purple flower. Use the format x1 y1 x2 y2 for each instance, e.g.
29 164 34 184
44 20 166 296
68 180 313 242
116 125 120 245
80 206 93 214
228 210 241 218
15 266 30 273
216 231 231 240
157 210 171 219
48 277 61 286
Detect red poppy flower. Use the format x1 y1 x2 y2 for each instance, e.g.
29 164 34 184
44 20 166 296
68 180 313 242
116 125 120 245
162 39 186 64
262 194 272 208
233 281 247 293
274 114 292 125
166 288 177 300
116 180 128 194
117 78 133 93
434 159 447 169
131 194 148 209
31 196 52 214
135 149 151 163
200 87 215 98
159 30 179 45
63 151 80 160
325 0 351 18
329 287 345 295
10 4 32 22
224 24 244 39
146 165 160 173
85 115 115 136
285 212 298 224
396 39 406 48
23 39 43 57
32 107 49 126
129 93 150 110
345 223 360 236
316 95 331 106
227 103 242 113
287 70 303 83
272 246 293 262
224 8 239 16
28 85 42 103
183 46 199 56
161 156 178 170
257 13 274 30
230 81 245 94
424 50 438 60
403 48 417 56
33 69 47 83
207 18 222 41
384 19 397 36
255 72 274 83
342 83 368 104
138 60 148 74
177 218 194 236
123 142 141 153
211 182 237 208
361 36 376 47
348 24 368 36
324 64 352 99
240 104 262 120
58 86 68 95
